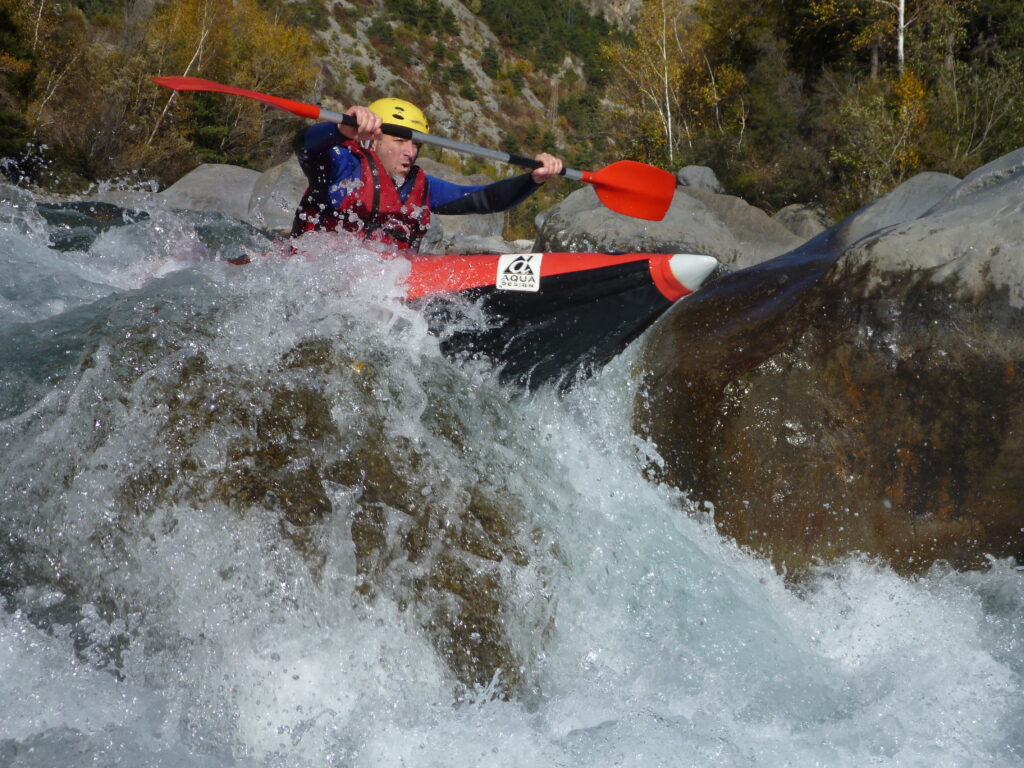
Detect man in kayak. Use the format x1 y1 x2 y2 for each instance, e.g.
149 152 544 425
291 98 563 251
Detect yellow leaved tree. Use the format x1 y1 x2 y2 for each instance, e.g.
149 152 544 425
602 0 746 167
0 0 319 185
142 0 320 175
0 0 89 138
828 69 928 209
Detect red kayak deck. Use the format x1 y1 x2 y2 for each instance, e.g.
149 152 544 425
404 252 712 303
407 252 718 390
228 249 718 389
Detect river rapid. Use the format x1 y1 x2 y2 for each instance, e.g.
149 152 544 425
1 184 1022 767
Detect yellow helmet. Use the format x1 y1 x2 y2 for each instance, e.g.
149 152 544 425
368 98 430 134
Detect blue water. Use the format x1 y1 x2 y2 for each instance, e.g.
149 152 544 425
1 183 1021 767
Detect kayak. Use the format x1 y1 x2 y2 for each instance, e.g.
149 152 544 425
405 251 718 390
228 249 717 389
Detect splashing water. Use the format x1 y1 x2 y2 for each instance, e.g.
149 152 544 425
0 184 1021 767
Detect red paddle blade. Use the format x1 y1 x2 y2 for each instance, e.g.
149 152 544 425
151 76 322 121
584 160 676 221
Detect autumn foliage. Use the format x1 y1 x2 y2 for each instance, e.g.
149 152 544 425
603 0 1024 214
1 0 1022 216
0 0 318 188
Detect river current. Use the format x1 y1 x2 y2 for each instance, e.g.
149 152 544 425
1 184 1021 767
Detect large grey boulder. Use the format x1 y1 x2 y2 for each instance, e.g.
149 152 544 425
535 183 800 267
635 148 1024 576
772 203 833 241
835 171 960 249
677 165 725 194
247 159 307 233
678 186 803 267
158 164 261 222
934 146 1024 208
841 160 1023 306
535 185 742 264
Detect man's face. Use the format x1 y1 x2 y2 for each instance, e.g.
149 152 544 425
374 135 420 181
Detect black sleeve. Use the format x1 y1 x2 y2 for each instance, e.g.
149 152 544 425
431 172 541 215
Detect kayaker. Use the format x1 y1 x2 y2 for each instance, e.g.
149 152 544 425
291 98 563 251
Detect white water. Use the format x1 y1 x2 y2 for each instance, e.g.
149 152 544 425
1 184 1021 767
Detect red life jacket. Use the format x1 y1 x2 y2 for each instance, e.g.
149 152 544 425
292 140 431 251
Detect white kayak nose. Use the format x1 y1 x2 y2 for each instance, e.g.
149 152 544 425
669 254 719 293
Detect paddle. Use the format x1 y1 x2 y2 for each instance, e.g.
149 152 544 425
151 75 677 221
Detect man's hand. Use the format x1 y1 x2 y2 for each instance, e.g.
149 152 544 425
339 106 382 141
531 152 564 183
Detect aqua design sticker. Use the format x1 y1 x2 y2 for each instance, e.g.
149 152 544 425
496 253 542 292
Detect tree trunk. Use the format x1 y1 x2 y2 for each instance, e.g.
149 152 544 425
659 1 674 165
896 0 905 74
32 0 45 53
147 22 210 146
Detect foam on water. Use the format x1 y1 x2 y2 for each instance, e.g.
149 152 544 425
0 189 1021 767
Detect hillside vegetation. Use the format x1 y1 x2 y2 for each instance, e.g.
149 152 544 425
604 0 1024 213
1 0 1023 223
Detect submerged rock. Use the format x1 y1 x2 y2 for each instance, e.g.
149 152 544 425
126 329 546 697
637 153 1024 575
1 264 551 698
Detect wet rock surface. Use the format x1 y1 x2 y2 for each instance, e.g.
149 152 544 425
122 333 544 696
636 152 1024 575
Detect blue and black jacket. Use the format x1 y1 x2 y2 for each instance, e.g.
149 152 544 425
292 122 542 246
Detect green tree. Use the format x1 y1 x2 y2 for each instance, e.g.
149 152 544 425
441 7 459 35
967 0 1024 56
368 16 397 46
805 0 971 77
478 0 610 81
923 49 1024 173
481 46 499 78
